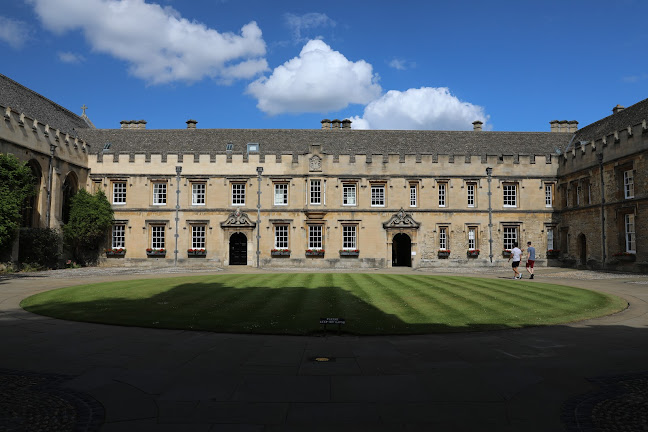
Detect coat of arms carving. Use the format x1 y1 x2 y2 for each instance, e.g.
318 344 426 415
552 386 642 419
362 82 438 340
309 155 322 172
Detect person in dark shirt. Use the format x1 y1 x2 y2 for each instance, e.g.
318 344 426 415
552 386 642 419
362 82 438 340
526 241 536 280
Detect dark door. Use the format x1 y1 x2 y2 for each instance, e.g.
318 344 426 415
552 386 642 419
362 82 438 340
392 233 412 267
229 233 247 265
579 234 587 265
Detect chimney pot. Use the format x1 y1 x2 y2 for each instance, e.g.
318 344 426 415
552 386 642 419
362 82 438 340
341 119 352 129
186 119 198 129
331 119 342 129
472 120 483 132
612 104 625 115
321 119 331 130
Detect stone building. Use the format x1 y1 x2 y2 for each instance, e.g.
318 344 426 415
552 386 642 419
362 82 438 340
1 73 646 271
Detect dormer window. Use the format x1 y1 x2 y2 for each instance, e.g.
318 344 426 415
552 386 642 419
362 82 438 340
247 143 259 153
226 143 233 151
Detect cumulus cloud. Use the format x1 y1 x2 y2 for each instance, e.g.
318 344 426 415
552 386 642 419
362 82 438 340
28 0 268 84
0 16 30 49
58 51 85 64
285 12 335 43
247 39 381 115
350 87 488 130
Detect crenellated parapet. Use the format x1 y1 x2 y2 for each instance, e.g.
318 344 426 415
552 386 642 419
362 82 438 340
1 104 90 167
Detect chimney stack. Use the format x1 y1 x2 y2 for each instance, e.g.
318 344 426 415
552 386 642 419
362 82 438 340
120 120 147 129
321 119 331 130
331 119 342 129
549 120 578 133
341 119 352 129
472 120 483 132
186 119 198 129
612 104 625 115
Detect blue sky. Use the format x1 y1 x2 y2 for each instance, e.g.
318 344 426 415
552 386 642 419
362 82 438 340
1 0 647 132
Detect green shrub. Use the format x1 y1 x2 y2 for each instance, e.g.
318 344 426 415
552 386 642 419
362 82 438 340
18 228 61 269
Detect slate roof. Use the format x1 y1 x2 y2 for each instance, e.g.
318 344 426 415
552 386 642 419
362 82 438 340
79 128 572 157
573 97 648 143
0 73 91 134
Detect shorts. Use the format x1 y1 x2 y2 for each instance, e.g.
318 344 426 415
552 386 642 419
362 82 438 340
526 260 535 269
512 261 520 268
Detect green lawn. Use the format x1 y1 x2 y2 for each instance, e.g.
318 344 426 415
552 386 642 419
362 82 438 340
20 274 627 335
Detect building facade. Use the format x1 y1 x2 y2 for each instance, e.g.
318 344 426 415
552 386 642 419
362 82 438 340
1 73 646 271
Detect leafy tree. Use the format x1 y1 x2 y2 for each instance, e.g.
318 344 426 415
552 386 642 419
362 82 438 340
0 154 35 253
63 189 114 264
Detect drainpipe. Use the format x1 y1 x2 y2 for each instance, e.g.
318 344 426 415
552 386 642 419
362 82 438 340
256 166 263 268
46 143 57 227
174 165 182 267
486 167 494 264
597 154 606 269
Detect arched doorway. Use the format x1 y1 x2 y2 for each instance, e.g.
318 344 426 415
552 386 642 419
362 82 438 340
578 233 587 266
21 160 42 228
392 233 412 267
62 172 78 224
229 232 248 265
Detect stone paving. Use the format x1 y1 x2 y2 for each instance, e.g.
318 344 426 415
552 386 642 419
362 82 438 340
0 265 647 431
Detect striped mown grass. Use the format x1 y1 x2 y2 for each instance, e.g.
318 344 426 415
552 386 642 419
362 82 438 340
20 274 627 335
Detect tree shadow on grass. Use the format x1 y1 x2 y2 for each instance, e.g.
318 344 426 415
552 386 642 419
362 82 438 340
20 279 624 336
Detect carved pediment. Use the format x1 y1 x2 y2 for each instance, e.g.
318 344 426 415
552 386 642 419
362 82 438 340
221 208 256 228
383 208 420 229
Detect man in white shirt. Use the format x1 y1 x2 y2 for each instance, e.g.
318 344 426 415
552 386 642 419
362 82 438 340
508 242 523 279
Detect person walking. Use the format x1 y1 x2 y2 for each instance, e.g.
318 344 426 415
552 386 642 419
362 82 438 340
509 242 523 279
526 241 536 279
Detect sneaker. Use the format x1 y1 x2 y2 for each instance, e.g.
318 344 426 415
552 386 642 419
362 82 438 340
517 275 522 279
530 274 534 279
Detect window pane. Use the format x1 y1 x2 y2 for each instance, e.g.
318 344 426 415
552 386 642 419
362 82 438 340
371 185 385 206
274 184 288 205
503 227 518 250
274 225 289 248
410 184 417 207
438 183 446 207
192 183 205 205
310 180 321 205
153 183 167 205
113 182 126 204
343 225 357 249
439 227 447 250
343 184 356 205
152 225 165 249
191 225 205 249
503 184 517 207
308 225 322 249
467 183 475 207
232 183 246 205
625 214 636 252
112 224 125 248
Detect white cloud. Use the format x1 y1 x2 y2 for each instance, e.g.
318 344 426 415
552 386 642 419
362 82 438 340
247 39 381 115
350 87 488 130
0 16 30 49
285 12 335 43
58 51 85 64
28 0 268 84
388 58 416 71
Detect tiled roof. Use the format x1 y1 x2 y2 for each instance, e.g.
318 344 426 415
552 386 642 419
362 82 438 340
574 97 648 143
79 128 572 156
0 73 91 134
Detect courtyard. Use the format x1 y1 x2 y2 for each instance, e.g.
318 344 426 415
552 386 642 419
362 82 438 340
1 266 647 431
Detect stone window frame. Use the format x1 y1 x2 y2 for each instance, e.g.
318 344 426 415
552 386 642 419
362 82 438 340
438 225 449 251
544 183 554 208
409 182 418 208
467 225 479 251
437 181 447 208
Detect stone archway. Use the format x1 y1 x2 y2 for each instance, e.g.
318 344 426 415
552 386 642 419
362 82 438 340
61 172 79 225
392 233 412 267
21 159 43 228
229 232 248 265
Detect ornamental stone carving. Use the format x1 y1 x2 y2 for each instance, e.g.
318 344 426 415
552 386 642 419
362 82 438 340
383 208 420 229
309 155 322 172
221 208 256 228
